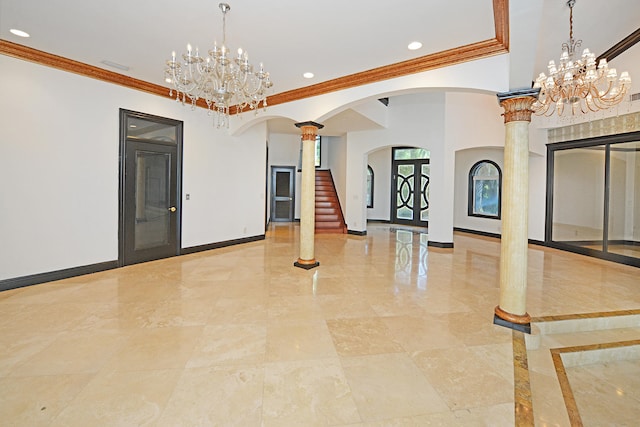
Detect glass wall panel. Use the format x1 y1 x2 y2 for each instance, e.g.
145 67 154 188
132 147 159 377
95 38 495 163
134 151 171 250
552 147 606 251
607 141 640 259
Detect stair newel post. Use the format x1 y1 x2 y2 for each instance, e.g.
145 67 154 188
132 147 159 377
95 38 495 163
294 121 324 270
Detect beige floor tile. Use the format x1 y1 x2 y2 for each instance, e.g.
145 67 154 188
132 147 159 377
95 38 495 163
317 294 378 319
381 315 466 352
187 323 266 368
346 402 514 426
9 330 126 377
566 360 640 426
158 365 264 426
262 358 361 426
50 369 181 426
105 326 203 372
326 317 404 356
266 319 337 362
0 374 92 426
0 331 61 377
207 296 268 325
267 294 325 321
341 352 449 421
411 347 514 410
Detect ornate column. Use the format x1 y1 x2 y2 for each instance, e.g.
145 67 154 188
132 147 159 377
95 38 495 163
294 121 324 269
494 88 539 334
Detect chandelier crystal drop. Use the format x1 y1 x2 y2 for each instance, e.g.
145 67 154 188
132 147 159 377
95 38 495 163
164 2 273 128
532 0 631 117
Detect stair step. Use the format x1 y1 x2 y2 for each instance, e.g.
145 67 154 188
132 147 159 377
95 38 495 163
315 221 343 228
317 214 340 221
316 207 337 215
314 170 346 234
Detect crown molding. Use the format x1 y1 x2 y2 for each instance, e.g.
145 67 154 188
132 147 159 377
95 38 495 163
0 0 510 110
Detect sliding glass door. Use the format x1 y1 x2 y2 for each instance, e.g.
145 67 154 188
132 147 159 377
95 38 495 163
547 132 640 267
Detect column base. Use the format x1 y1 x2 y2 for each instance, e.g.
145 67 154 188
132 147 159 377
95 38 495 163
493 306 531 334
294 258 320 270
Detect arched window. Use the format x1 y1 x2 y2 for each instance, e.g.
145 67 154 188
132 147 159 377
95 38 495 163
468 160 501 218
366 165 374 208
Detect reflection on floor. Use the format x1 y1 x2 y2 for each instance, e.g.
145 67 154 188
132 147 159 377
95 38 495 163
0 223 638 426
580 243 640 259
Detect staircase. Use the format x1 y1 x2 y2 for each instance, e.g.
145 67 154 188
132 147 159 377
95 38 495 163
315 170 347 234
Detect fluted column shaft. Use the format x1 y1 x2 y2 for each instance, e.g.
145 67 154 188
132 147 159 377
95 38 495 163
494 89 539 333
294 121 323 269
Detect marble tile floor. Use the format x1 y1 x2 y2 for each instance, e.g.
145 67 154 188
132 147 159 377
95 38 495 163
0 223 639 426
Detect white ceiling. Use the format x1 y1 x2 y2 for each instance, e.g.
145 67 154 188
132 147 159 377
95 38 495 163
1 0 638 134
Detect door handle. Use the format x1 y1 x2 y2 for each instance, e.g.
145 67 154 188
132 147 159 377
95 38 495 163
168 206 177 212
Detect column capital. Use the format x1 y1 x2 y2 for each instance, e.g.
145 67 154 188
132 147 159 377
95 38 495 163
496 88 540 124
295 121 324 141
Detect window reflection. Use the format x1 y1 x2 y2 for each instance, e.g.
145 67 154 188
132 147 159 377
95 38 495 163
393 229 428 290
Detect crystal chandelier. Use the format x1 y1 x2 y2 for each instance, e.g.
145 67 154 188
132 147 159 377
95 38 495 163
532 0 631 117
165 3 273 128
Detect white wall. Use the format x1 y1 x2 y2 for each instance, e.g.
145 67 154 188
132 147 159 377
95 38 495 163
366 147 391 221
0 55 267 280
446 91 548 241
454 148 504 235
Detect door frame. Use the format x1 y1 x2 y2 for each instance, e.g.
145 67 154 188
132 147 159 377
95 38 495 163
391 157 430 227
270 165 296 222
118 109 183 266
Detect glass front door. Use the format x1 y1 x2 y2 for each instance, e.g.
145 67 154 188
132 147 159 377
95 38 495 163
391 147 430 227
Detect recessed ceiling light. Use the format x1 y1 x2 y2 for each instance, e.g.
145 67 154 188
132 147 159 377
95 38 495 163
408 41 422 51
303 72 314 79
10 29 30 38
